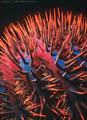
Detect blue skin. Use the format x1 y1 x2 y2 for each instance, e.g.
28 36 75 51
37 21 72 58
0 86 5 92
72 45 87 68
0 80 5 93
52 50 70 78
20 57 35 80
52 45 87 79
20 57 44 102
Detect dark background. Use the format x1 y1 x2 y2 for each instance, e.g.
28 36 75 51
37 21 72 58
0 0 87 34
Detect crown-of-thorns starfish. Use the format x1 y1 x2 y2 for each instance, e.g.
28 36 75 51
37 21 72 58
0 8 87 120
